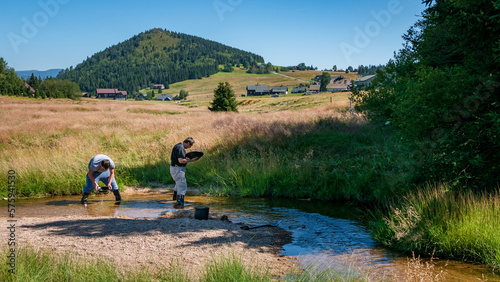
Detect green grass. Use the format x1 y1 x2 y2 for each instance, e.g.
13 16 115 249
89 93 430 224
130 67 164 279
191 117 415 204
136 67 355 112
283 264 370 282
371 184 500 269
0 113 414 205
201 252 272 281
0 246 150 281
0 247 371 282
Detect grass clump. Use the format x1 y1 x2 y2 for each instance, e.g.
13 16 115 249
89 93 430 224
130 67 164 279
201 252 271 282
0 247 273 282
0 246 146 281
371 184 500 269
283 264 370 282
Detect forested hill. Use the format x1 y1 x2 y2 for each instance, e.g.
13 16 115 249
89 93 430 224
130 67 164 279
57 28 264 95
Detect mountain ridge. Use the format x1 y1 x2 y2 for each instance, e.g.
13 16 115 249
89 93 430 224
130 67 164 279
57 28 264 95
16 69 63 80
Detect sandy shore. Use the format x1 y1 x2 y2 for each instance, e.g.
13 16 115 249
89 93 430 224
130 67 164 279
2 209 296 279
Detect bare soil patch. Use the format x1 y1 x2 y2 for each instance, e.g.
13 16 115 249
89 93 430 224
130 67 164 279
3 209 296 279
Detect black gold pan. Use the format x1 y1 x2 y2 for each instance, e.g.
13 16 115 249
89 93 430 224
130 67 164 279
186 151 204 159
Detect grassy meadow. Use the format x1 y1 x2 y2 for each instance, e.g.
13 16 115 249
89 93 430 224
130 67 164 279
0 94 412 203
1 85 499 269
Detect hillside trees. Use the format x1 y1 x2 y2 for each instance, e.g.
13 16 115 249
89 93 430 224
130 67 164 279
246 62 273 74
357 64 384 75
320 72 331 92
288 63 317 71
57 28 264 95
27 73 42 90
173 89 188 100
222 62 234 72
351 0 500 189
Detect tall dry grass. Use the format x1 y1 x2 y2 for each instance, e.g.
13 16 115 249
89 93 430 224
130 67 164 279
1 96 380 197
3 96 499 269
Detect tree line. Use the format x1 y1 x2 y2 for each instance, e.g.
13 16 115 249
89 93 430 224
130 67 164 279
357 64 384 76
351 0 500 190
0 58 80 99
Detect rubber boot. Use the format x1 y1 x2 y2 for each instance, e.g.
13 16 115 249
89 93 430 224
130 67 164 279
81 192 90 204
172 190 177 201
113 190 122 202
176 195 184 208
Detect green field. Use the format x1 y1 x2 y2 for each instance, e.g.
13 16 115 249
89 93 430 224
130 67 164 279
138 68 358 112
140 68 360 98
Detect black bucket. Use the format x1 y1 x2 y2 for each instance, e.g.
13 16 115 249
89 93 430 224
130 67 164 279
194 206 209 220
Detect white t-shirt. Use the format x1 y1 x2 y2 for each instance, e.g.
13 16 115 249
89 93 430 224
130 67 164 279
88 154 115 172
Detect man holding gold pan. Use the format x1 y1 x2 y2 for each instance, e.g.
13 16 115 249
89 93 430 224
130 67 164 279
170 137 200 207
81 154 121 204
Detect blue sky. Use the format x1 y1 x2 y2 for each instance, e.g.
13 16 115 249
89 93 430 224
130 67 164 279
1 0 426 71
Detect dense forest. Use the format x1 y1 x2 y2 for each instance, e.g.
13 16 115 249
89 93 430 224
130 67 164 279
352 0 500 190
0 59 81 99
57 28 264 96
0 58 25 96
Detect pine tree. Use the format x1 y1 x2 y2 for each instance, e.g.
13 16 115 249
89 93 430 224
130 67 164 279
209 82 238 112
320 72 331 92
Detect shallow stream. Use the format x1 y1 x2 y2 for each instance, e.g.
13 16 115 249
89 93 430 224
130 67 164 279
5 192 499 281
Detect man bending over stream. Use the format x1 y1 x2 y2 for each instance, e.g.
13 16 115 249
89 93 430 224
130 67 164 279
81 154 121 204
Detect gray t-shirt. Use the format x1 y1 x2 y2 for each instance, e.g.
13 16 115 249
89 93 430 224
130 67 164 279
170 143 186 167
88 154 115 172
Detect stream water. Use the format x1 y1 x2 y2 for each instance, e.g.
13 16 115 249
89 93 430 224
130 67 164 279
4 192 499 281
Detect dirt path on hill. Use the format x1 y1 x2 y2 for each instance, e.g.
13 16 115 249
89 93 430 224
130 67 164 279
272 71 309 82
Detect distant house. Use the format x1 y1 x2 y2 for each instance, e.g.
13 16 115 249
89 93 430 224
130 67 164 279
134 93 148 100
355 74 376 88
157 94 173 101
291 86 307 93
327 76 352 92
246 85 270 96
271 86 288 95
24 82 35 94
153 84 165 89
307 84 321 93
96 89 127 100
82 92 89 98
